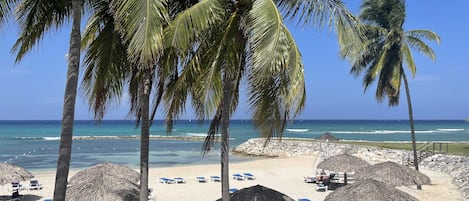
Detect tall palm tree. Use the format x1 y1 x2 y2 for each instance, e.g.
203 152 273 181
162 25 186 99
340 0 440 188
161 0 360 200
12 0 83 200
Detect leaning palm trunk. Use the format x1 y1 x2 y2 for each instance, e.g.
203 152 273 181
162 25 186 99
53 0 82 200
140 70 151 201
402 71 421 190
221 75 234 201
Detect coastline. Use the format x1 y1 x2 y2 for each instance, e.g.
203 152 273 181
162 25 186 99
1 138 467 201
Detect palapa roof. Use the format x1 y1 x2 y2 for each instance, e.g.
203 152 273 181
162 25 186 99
217 185 295 201
324 179 418 201
317 154 369 172
0 163 34 185
316 132 338 141
66 162 140 201
354 161 431 186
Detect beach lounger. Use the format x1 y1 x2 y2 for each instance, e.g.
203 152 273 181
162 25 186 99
173 177 186 183
28 179 43 190
298 199 311 201
243 173 255 180
232 174 245 180
303 176 316 183
229 188 238 193
210 176 221 182
316 182 328 191
196 176 207 183
159 178 176 184
11 182 23 192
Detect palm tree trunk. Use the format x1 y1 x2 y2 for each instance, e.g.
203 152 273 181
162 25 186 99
402 71 421 190
53 0 82 200
140 69 151 201
221 75 233 201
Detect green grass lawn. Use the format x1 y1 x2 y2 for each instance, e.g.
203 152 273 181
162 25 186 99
336 141 469 156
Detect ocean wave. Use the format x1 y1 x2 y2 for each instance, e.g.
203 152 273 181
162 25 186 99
185 133 221 137
330 128 465 135
43 137 60 140
286 128 309 132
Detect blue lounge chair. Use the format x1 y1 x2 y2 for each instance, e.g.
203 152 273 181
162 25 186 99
298 199 311 201
210 176 221 182
229 188 238 193
196 176 207 183
243 173 255 180
174 177 186 183
232 174 245 180
159 178 176 184
29 179 43 190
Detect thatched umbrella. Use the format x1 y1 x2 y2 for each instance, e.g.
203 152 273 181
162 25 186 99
317 154 369 184
316 132 338 141
66 162 140 201
324 179 418 201
0 163 34 185
217 185 295 201
354 161 431 187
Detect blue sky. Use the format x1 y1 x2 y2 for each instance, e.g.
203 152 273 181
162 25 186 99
0 1 468 120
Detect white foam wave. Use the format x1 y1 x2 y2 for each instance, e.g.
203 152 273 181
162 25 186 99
331 129 465 135
186 133 221 137
42 137 60 141
286 128 309 132
437 128 465 132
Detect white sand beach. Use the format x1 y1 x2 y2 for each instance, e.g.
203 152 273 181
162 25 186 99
0 153 465 201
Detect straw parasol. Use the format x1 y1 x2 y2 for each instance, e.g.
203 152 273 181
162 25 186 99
217 185 295 201
324 179 418 201
0 163 34 185
317 154 369 184
66 162 140 201
316 132 338 141
354 161 431 187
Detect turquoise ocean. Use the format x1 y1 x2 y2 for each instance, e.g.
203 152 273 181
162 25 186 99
1 120 468 170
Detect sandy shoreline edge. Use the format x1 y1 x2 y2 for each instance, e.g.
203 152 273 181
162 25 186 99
1 139 467 201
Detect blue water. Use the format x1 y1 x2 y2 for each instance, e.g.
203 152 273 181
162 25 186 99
1 120 468 170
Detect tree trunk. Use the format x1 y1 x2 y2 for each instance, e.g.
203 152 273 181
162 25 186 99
140 70 151 201
221 75 233 201
53 0 82 200
402 71 421 190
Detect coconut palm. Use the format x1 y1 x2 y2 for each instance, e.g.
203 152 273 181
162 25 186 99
12 0 83 200
340 0 440 188
161 1 360 200
0 0 16 27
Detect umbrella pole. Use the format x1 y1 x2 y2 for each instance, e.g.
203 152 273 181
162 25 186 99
344 172 347 185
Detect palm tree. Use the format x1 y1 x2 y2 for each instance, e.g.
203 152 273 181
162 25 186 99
340 0 440 189
11 0 83 200
161 1 360 200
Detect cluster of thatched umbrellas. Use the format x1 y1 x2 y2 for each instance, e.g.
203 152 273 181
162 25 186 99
317 154 430 201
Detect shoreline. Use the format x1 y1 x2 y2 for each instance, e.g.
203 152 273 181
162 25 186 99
2 154 465 201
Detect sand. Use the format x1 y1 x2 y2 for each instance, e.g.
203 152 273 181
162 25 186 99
0 154 465 201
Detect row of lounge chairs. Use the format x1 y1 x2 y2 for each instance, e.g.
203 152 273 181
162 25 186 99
11 179 43 192
159 173 255 184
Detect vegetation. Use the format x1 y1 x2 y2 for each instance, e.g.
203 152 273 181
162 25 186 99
340 0 440 179
337 141 469 156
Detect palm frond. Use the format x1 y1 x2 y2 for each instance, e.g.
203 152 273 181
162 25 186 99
164 0 225 52
81 0 130 120
405 35 437 61
12 0 71 62
111 0 169 66
401 43 416 77
0 0 18 25
406 29 441 44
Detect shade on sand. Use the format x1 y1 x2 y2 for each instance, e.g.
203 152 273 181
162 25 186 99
354 161 431 186
324 179 418 201
66 162 140 201
217 185 295 201
316 132 338 141
0 163 34 185
317 154 369 173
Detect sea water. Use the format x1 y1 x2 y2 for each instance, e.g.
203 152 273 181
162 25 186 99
0 120 468 170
